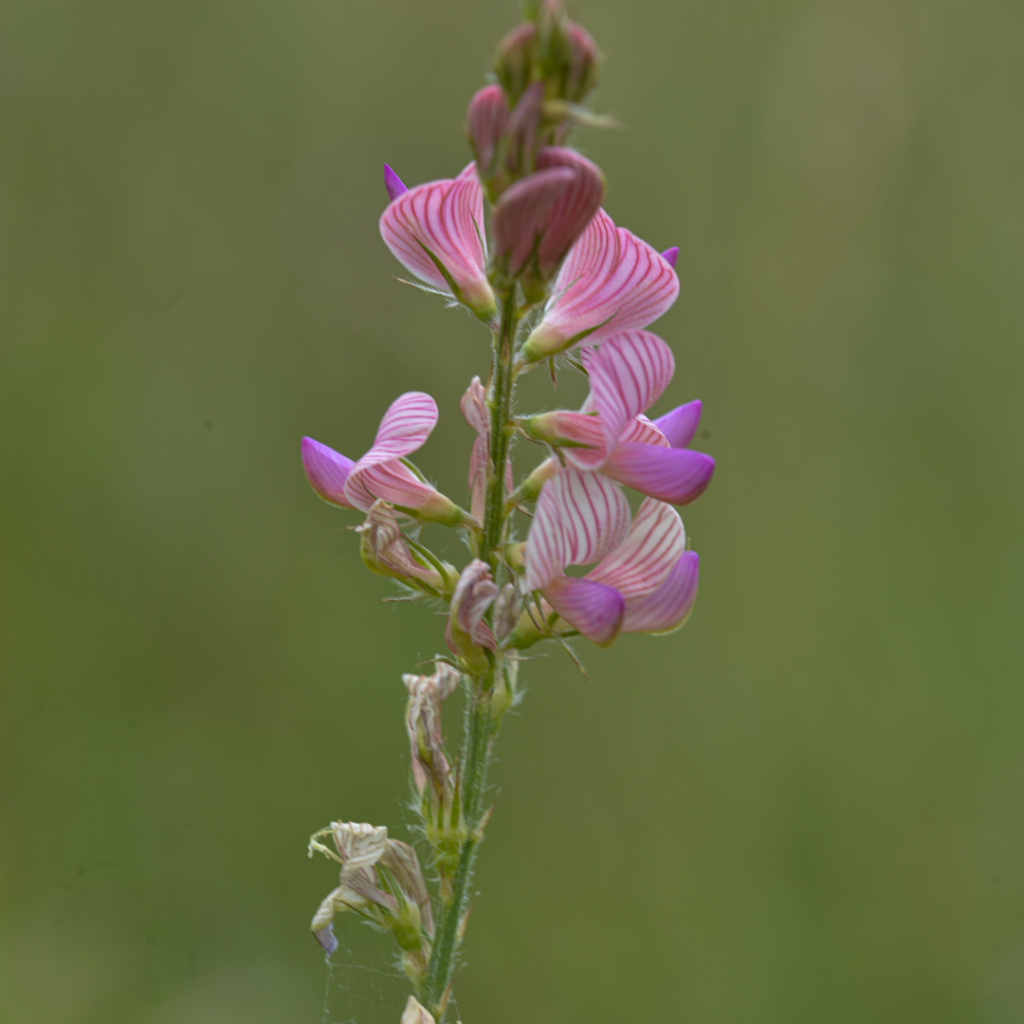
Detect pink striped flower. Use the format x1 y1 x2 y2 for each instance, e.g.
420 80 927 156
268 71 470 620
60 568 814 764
302 392 469 527
517 495 699 647
519 209 680 362
522 330 715 506
379 163 497 321
491 147 604 298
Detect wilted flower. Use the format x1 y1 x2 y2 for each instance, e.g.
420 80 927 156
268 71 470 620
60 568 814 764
446 560 498 673
401 996 436 1024
309 821 434 979
357 501 457 596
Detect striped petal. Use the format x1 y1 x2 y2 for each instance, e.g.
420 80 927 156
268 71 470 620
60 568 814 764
542 576 625 647
524 468 630 591
365 392 438 463
583 331 675 454
653 400 702 449
521 209 680 361
302 437 357 509
622 551 699 634
379 163 496 319
619 414 670 447
587 498 686 599
345 459 449 516
602 443 715 505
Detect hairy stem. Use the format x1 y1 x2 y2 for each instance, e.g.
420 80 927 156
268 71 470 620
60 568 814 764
481 290 519 570
421 291 520 1018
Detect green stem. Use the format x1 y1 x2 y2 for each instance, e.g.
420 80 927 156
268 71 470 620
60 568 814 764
481 290 519 570
421 672 496 1015
421 290 519 1018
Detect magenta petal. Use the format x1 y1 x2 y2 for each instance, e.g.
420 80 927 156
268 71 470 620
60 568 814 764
543 576 625 647
524 468 631 591
653 400 702 449
622 551 699 634
602 443 715 505
383 164 408 202
587 497 686 598
660 246 679 268
302 437 357 509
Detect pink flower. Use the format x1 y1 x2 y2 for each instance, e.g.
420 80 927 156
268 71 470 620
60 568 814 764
379 163 497 321
518 495 699 647
519 208 680 361
302 392 468 526
522 331 715 505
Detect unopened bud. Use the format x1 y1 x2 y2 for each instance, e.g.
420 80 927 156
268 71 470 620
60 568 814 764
446 560 498 673
504 542 527 573
467 85 509 184
494 22 537 106
504 81 545 178
517 457 559 503
563 21 601 102
357 501 457 595
492 147 603 298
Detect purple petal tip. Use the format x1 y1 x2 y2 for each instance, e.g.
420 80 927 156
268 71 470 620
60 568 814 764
313 924 338 957
383 164 408 202
660 246 679 269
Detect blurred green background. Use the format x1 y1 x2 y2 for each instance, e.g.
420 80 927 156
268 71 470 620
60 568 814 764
2 0 1024 1021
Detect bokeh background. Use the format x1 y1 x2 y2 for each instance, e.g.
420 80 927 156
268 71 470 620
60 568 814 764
2 0 1024 1021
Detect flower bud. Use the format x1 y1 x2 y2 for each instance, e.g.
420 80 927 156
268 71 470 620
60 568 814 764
445 560 498 674
494 23 537 106
563 21 601 102
357 501 457 596
504 81 544 178
467 85 508 184
492 148 603 299
517 457 559 503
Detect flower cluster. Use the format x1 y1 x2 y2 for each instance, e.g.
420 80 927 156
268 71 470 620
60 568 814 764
302 3 714 1019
